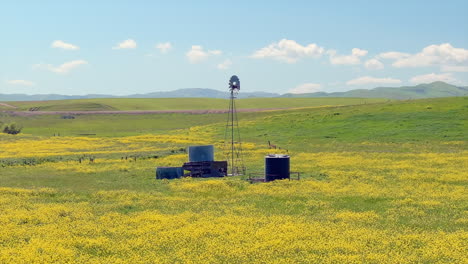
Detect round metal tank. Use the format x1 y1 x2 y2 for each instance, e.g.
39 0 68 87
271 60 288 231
188 145 214 162
265 154 290 182
156 167 183 179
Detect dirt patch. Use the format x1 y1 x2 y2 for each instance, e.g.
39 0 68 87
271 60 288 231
0 103 17 109
1 108 289 116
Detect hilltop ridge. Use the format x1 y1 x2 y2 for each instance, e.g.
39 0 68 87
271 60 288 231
1 82 466 101
281 81 468 99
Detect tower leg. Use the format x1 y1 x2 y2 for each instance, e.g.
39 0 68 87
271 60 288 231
224 89 245 176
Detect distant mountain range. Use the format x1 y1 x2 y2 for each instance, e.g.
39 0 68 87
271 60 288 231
1 82 467 101
126 88 279 99
0 88 278 101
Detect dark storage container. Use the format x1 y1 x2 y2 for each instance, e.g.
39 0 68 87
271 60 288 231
188 145 214 162
182 161 227 178
156 167 183 179
265 154 290 182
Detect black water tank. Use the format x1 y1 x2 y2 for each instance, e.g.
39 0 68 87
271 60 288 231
188 145 214 162
156 167 183 179
265 154 290 182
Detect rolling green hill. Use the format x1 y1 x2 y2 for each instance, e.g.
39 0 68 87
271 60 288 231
1 97 466 145
282 81 468 99
1 82 467 102
2 97 386 111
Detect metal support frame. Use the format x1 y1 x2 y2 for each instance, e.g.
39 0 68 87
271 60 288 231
224 76 245 176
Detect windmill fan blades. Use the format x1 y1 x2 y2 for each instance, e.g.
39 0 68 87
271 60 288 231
229 75 240 90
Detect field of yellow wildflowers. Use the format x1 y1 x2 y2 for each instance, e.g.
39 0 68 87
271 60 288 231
0 97 467 263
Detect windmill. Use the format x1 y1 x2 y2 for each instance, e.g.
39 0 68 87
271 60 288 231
224 75 245 176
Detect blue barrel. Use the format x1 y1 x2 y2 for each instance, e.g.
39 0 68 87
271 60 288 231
156 167 183 179
265 154 290 182
188 145 214 162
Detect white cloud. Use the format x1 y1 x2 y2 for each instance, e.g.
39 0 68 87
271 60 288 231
6 80 36 86
155 42 172 53
389 43 468 68
34 60 88 74
364 58 384 70
209 50 222 55
113 39 137 49
377 51 410 60
328 48 368 65
409 73 459 84
346 76 401 86
186 45 222 64
217 59 232 70
441 65 468 72
251 39 325 63
289 83 322 94
51 40 79 50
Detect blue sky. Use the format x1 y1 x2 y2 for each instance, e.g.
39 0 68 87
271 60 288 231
1 0 467 95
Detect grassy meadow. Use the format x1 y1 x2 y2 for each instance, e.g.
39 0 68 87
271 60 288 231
0 97 467 263
3 97 386 111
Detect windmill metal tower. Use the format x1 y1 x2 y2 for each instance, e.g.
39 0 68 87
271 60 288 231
224 75 245 176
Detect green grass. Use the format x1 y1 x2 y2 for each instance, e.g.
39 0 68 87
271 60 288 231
1 97 466 190
1 97 466 145
4 97 386 111
1 96 467 187
0 97 466 262
227 97 468 151
0 105 13 110
1 113 227 136
0 161 160 191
